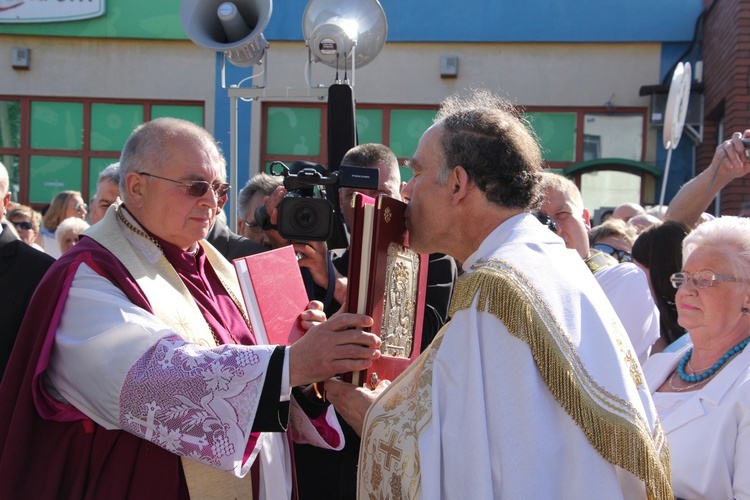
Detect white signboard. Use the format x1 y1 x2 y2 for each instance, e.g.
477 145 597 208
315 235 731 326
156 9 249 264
0 0 106 23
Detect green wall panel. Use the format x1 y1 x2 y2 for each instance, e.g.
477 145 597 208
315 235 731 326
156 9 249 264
525 112 577 162
91 103 143 151
151 105 204 126
388 109 436 158
0 100 20 148
356 109 383 145
0 0 185 39
29 155 83 204
89 157 120 198
266 107 321 156
31 101 84 150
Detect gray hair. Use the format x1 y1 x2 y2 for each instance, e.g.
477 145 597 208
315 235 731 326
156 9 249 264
119 118 225 198
55 216 90 246
237 173 283 219
682 216 750 282
97 162 120 185
432 89 543 210
538 171 584 213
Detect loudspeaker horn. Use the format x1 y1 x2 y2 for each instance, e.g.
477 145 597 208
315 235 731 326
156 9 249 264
302 0 387 70
181 0 272 67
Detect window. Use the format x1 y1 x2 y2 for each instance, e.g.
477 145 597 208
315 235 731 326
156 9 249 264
261 103 438 183
260 104 647 192
0 96 204 208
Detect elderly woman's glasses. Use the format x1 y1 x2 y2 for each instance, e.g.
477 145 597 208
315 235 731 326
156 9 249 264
139 172 230 198
670 270 748 289
591 243 632 263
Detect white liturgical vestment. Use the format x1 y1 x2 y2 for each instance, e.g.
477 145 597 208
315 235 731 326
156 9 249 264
358 213 672 499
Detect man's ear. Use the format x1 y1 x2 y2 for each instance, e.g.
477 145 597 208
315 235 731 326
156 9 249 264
1 192 10 219
125 172 146 208
449 166 470 206
218 193 228 210
582 207 592 232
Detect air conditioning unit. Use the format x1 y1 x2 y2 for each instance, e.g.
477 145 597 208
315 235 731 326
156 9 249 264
639 82 704 142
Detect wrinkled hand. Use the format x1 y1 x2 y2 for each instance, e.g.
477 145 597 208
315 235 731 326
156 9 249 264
325 378 391 436
710 131 750 184
288 313 381 387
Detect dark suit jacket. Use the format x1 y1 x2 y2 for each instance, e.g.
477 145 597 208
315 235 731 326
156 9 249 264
205 217 268 262
0 224 55 379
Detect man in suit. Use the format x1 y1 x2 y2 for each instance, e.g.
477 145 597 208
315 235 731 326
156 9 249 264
0 161 55 379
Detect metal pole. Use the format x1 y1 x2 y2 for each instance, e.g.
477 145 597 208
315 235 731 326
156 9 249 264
229 93 239 233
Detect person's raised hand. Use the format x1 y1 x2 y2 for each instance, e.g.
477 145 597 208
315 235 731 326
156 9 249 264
711 131 750 185
288 313 380 387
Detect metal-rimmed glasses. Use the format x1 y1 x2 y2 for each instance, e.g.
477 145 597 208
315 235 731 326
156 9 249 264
670 270 748 289
139 172 230 198
75 203 88 213
591 243 632 263
241 219 263 234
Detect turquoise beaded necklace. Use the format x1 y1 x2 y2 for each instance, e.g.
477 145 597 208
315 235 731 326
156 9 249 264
677 335 750 383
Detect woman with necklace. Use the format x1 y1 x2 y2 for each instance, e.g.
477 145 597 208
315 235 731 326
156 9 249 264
643 216 750 499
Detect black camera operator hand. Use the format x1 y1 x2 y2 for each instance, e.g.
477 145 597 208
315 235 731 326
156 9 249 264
261 185 293 249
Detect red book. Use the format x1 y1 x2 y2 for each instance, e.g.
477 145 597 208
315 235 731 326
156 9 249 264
346 194 428 388
233 245 308 346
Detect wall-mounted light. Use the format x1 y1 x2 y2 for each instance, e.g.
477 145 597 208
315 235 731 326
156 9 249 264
440 55 458 78
12 48 30 70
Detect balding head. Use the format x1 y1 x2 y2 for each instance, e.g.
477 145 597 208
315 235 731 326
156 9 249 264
611 202 645 222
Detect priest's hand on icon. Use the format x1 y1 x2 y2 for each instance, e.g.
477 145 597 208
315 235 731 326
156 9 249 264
288 313 381 387
324 378 391 436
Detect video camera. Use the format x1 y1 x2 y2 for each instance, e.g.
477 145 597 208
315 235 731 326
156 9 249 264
255 160 379 241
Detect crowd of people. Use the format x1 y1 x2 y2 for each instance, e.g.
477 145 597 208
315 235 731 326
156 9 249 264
0 89 748 499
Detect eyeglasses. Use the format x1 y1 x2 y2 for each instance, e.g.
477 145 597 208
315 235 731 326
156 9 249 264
75 203 88 213
592 243 632 263
670 270 749 289
241 219 263 234
12 221 33 231
139 172 230 198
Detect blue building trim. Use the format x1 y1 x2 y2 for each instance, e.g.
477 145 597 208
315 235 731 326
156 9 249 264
266 0 703 43
213 54 254 218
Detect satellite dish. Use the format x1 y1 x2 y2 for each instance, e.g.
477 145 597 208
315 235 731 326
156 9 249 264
659 61 692 205
662 62 692 150
302 0 387 70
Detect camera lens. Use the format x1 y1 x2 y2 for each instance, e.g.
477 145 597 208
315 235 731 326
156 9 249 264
278 197 334 241
293 204 319 230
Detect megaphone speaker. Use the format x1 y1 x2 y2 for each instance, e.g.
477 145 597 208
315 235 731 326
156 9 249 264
181 0 272 67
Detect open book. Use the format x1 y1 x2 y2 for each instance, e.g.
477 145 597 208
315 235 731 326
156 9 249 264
233 245 308 346
346 193 429 388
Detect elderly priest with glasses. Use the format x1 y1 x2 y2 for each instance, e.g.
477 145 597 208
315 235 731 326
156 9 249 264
0 118 382 499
